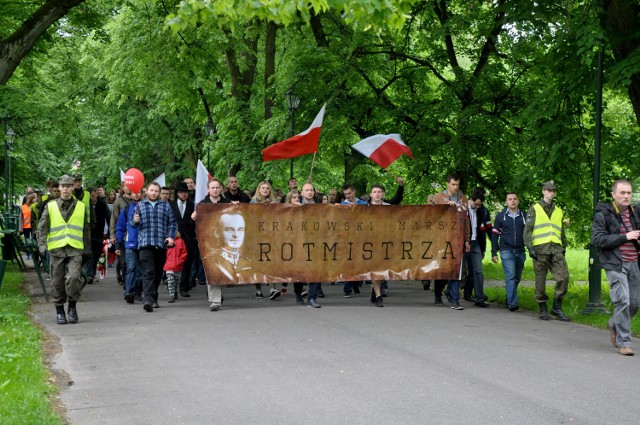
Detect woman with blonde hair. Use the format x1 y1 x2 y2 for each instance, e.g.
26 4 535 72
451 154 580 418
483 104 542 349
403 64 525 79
250 181 277 204
249 180 283 299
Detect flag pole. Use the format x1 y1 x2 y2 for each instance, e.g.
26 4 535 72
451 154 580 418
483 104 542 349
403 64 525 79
308 151 317 182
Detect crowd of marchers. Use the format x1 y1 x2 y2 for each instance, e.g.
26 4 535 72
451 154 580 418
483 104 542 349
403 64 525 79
15 172 640 356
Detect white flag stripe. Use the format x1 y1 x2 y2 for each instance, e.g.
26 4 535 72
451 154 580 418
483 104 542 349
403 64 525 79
120 168 126 182
298 104 326 136
153 173 166 188
195 160 209 206
352 134 404 157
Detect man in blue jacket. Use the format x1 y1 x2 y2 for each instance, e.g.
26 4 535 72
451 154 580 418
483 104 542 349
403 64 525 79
116 190 143 304
491 192 527 312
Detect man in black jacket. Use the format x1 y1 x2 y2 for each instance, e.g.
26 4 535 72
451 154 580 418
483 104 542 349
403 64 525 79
170 182 197 298
592 179 640 356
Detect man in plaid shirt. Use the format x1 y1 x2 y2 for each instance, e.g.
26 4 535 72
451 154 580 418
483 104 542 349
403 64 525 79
132 182 177 312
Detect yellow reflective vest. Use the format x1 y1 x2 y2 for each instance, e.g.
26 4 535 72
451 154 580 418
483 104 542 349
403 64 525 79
46 200 85 250
531 203 563 246
74 190 91 224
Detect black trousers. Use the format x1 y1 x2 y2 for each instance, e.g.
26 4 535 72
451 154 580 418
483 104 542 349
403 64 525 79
179 238 198 293
139 247 167 304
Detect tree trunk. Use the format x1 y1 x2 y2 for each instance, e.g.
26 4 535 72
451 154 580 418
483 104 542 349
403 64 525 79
264 21 277 120
0 0 86 85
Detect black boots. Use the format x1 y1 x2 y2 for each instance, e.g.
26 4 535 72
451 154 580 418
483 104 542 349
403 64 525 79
538 302 550 321
56 305 67 325
551 299 571 322
67 301 79 324
539 300 571 322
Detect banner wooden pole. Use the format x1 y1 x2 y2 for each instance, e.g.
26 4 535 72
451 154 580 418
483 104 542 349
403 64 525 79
308 151 317 182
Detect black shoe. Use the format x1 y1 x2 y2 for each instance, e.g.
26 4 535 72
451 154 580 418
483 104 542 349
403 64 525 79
422 280 431 291
269 290 281 300
67 303 78 323
539 303 550 321
56 307 67 325
550 300 571 322
317 289 325 298
370 288 376 303
143 303 153 312
307 298 321 308
353 287 361 295
375 296 384 307
152 302 160 309
124 293 134 304
168 295 176 303
434 294 444 305
508 305 520 312
296 295 304 304
474 300 489 308
180 291 190 298
381 288 388 297
463 295 474 302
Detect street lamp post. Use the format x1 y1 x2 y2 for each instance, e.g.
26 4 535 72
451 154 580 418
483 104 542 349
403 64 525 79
286 89 300 179
583 27 607 314
4 126 15 230
205 119 214 172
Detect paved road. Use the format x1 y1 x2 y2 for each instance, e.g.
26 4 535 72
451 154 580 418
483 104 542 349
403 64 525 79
28 269 638 425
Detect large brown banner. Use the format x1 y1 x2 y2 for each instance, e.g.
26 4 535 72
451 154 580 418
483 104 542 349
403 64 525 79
196 204 465 285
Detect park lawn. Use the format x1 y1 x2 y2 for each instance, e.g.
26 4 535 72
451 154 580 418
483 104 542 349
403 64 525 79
0 264 65 425
482 248 640 335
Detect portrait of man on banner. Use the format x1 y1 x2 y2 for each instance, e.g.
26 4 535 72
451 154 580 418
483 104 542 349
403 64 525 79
210 211 252 284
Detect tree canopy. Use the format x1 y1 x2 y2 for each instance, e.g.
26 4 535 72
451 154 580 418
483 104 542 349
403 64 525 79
2 0 640 245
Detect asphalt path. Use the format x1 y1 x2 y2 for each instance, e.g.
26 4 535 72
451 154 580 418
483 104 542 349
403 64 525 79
28 269 638 425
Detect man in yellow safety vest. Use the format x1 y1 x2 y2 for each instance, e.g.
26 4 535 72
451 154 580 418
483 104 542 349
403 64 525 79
38 175 91 325
524 180 571 322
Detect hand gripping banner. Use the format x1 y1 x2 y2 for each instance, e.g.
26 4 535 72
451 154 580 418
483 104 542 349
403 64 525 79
196 204 465 285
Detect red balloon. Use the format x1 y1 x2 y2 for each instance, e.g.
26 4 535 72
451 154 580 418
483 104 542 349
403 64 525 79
124 168 144 193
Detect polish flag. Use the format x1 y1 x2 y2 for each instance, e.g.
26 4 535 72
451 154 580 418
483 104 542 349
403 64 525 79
351 134 413 169
262 104 326 161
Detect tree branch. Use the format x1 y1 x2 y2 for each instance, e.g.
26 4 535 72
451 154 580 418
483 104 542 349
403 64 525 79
0 0 86 85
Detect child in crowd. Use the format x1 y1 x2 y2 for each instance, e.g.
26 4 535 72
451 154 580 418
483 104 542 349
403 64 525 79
164 230 187 303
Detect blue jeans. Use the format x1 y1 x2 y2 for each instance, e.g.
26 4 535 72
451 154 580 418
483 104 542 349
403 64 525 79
500 249 525 308
447 280 460 304
124 248 143 297
466 241 485 301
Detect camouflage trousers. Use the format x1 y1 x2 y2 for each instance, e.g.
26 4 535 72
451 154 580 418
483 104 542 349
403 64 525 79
533 252 569 303
166 271 181 297
50 254 83 307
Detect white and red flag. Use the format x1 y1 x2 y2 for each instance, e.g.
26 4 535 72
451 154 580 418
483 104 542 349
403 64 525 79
351 134 413 169
262 104 326 161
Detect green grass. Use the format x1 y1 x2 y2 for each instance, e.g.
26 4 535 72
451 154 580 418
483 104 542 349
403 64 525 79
483 248 640 335
0 264 65 425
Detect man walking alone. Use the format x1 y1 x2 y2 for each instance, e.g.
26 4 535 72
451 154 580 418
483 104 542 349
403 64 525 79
592 179 640 356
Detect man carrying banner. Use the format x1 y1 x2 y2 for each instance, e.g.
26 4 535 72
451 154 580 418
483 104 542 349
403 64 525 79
427 172 470 310
368 183 391 307
296 182 323 308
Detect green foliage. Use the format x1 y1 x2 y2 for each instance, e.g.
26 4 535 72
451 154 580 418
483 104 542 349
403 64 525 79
0 266 64 425
3 0 640 246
